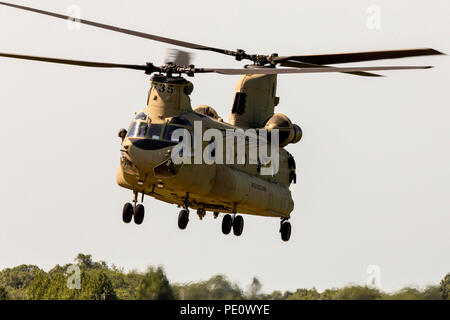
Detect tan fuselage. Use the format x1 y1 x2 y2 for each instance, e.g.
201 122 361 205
117 75 295 218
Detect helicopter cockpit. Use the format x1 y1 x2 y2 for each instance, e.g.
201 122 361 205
126 113 192 144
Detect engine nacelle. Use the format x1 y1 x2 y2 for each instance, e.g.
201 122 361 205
264 113 302 147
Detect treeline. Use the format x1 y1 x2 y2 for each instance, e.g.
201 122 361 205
0 254 448 300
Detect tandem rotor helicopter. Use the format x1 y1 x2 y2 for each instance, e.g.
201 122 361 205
0 2 443 241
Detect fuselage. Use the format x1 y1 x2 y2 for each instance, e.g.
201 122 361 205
117 75 295 218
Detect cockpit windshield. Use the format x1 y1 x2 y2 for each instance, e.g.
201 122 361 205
163 117 192 142
126 116 191 141
134 112 147 120
127 121 148 138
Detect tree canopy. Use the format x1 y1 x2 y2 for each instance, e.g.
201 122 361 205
0 254 447 300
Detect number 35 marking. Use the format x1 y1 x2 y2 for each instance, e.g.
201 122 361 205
157 84 174 94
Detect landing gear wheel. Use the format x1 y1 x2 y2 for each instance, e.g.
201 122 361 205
233 215 244 236
280 221 291 242
133 204 145 225
122 203 133 224
222 214 233 235
178 209 189 230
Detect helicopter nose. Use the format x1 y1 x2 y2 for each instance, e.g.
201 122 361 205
123 138 174 173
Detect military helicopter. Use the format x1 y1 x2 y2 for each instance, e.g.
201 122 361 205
0 2 443 241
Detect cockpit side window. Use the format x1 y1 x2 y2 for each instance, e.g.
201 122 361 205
169 116 191 126
148 124 164 140
163 117 192 142
163 125 183 142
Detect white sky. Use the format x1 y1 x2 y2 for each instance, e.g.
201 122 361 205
0 0 448 293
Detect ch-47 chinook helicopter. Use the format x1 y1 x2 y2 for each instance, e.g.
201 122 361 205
0 2 444 241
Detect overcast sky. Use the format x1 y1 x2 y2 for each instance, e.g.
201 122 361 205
0 0 448 293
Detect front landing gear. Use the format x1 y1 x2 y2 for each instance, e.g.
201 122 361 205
134 204 145 225
122 202 146 225
122 203 133 223
280 218 291 242
122 191 146 225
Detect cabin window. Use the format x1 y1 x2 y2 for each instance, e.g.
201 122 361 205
163 125 187 142
169 116 191 126
232 92 246 115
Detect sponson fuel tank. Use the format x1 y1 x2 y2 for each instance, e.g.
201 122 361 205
206 165 294 217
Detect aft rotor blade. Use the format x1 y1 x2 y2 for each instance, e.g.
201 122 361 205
0 52 148 71
0 2 234 56
274 48 444 65
279 60 383 77
201 65 432 75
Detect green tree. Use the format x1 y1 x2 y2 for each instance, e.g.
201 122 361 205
386 287 426 300
75 253 108 270
422 285 443 300
174 275 243 300
262 290 288 300
0 264 42 299
440 273 450 300
82 271 117 300
137 267 174 300
0 286 9 300
287 288 321 300
27 271 52 300
321 286 381 300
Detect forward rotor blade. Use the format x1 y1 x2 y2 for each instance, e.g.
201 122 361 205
274 48 444 65
201 66 432 75
279 60 382 77
0 2 233 56
0 52 147 71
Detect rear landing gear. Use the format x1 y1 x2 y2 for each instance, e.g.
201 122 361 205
222 214 233 235
178 209 189 230
233 215 244 236
222 214 244 236
280 218 291 242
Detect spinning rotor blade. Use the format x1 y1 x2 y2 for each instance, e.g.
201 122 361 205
274 48 444 65
1 2 443 69
0 52 432 76
0 52 148 71
0 2 234 57
279 60 383 77
201 65 432 75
